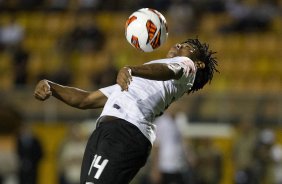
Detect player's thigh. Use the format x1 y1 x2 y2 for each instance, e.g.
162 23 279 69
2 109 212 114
82 121 151 184
80 127 101 183
84 136 150 183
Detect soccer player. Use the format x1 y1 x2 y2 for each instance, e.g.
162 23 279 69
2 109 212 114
34 38 219 184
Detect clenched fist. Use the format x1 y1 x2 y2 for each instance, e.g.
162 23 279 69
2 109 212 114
34 79 52 101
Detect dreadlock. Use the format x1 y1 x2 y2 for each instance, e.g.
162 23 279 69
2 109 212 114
182 38 219 93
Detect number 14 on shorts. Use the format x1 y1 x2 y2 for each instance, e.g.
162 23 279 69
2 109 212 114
88 154 109 179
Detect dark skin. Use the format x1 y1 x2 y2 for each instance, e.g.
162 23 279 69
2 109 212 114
34 42 205 109
117 42 205 91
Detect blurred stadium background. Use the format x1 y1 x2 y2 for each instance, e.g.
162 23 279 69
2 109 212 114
0 0 281 184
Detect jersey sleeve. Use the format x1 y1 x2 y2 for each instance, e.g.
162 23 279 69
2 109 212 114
146 56 196 78
99 84 120 97
167 57 196 90
167 56 196 78
146 56 196 91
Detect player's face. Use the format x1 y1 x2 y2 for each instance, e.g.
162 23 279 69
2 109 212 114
167 43 196 58
167 43 205 69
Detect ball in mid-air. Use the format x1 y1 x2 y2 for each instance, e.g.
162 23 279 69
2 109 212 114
125 8 168 52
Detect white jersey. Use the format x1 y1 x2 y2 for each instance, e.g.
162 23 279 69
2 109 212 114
98 56 196 145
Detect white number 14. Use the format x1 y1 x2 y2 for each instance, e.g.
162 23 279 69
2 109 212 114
88 154 109 179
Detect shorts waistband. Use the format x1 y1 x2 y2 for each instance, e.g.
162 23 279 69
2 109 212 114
96 115 121 127
99 115 120 123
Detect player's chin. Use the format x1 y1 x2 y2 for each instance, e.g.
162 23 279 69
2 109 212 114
167 52 176 58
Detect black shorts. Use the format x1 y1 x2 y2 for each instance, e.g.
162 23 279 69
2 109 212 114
80 117 152 184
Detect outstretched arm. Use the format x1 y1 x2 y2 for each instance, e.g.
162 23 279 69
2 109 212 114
117 59 195 91
117 63 177 91
34 80 107 109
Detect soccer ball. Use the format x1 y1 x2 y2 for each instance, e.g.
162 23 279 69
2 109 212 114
125 8 168 52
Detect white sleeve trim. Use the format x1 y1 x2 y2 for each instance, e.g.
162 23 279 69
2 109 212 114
167 63 182 75
99 84 120 97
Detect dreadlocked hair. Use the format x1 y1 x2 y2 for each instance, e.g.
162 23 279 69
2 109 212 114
183 38 219 93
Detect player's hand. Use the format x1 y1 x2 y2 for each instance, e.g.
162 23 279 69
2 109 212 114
34 79 52 101
116 67 132 91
